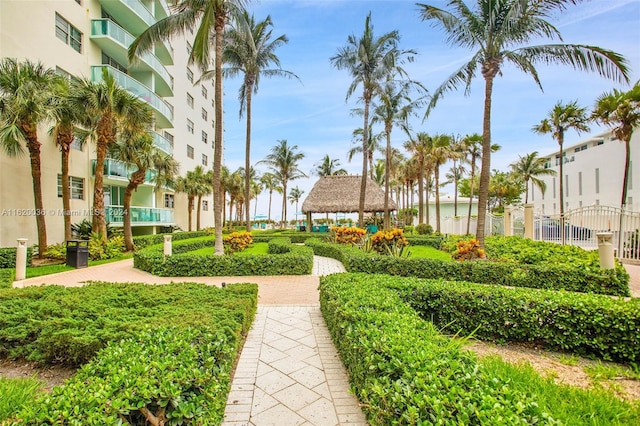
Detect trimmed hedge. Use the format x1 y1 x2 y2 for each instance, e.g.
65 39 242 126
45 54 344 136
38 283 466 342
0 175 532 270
252 231 317 244
1 282 257 424
0 247 32 269
405 234 444 248
134 236 313 276
396 277 640 363
0 269 14 289
319 273 555 424
305 239 630 296
131 231 208 250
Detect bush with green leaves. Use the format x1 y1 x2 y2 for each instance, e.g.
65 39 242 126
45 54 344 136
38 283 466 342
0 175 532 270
0 282 256 424
88 232 125 260
415 223 433 235
131 231 209 250
306 239 630 296
0 247 32 269
43 244 66 261
405 234 444 248
0 269 14 289
320 273 640 424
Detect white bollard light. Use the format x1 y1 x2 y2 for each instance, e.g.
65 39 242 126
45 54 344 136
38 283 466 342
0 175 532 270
596 232 615 270
15 238 27 281
163 235 172 257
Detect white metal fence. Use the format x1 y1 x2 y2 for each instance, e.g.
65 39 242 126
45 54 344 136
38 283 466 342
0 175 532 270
439 214 504 237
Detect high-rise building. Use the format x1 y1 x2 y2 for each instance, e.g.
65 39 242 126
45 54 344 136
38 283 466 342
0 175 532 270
0 0 215 247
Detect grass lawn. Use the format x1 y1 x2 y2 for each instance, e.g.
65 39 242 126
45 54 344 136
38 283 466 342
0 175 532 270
24 252 134 279
0 377 42 421
408 245 452 261
188 243 270 256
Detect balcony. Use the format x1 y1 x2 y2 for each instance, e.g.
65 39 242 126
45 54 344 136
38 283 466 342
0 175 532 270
152 131 173 155
93 159 157 184
98 0 173 64
91 19 172 96
106 205 174 226
91 65 173 128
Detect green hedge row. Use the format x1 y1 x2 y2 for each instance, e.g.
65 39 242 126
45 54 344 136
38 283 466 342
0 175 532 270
1 282 257 425
252 231 317 244
131 231 208 250
404 235 444 248
395 277 640 363
0 247 32 268
134 236 313 276
0 269 14 289
305 239 630 296
319 273 555 424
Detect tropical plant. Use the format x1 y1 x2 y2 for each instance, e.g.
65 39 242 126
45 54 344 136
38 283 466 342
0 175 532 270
509 151 556 204
489 170 524 213
532 100 590 240
259 139 306 227
429 133 455 233
288 186 304 223
260 172 278 222
72 69 150 242
331 13 415 227
130 0 250 256
592 81 640 209
403 132 430 225
0 58 58 256
314 154 348 176
419 0 629 247
222 11 298 232
175 167 209 232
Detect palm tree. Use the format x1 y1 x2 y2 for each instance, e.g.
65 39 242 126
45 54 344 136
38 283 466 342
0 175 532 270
429 134 454 233
419 0 629 247
532 100 590 238
509 151 556 204
130 0 249 256
223 11 299 233
49 75 83 242
109 131 179 250
331 13 416 227
347 124 384 179
260 140 306 227
372 79 424 228
0 58 57 256
314 154 348 176
592 81 640 209
191 166 212 231
72 69 151 242
175 168 208 232
403 132 430 225
372 159 386 187
260 172 278 222
444 164 466 215
225 169 243 226
288 186 304 225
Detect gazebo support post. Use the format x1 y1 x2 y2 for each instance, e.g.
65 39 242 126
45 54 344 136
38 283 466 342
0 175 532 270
306 212 312 233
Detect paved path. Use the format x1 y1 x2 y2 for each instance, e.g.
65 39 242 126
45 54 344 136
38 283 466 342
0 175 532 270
13 256 366 425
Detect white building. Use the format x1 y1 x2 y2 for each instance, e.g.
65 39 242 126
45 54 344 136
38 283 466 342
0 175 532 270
0 0 215 247
530 129 639 214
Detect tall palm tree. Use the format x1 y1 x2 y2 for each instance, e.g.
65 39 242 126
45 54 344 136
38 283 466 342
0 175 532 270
444 164 466 215
109 131 179 250
347 123 384 179
72 69 151 242
372 79 424 228
592 81 640 209
509 151 556 204
226 169 243 226
260 139 306 227
314 154 348 177
429 134 454 233
403 132 430 225
190 166 212 231
49 75 82 242
130 0 249 256
0 58 57 256
175 168 208 232
532 100 590 238
223 11 299 232
331 13 415 227
419 0 629 247
372 159 386 186
260 172 278 222
288 186 304 225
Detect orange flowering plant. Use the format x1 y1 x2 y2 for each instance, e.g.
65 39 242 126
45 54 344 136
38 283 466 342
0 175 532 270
451 238 486 261
370 228 408 254
331 227 366 246
223 231 253 254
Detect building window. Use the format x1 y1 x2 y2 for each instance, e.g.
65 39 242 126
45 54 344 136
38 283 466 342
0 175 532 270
71 137 83 151
187 68 193 83
202 86 208 99
56 67 73 80
187 93 194 108
595 168 600 194
201 130 207 144
187 119 194 134
202 108 207 121
163 131 174 147
102 53 127 73
187 145 194 159
202 200 208 211
164 194 174 209
578 172 582 196
202 154 208 166
57 175 84 200
55 14 82 53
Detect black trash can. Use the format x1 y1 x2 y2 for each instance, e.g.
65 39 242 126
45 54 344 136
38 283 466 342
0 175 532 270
66 240 89 268
299 225 306 232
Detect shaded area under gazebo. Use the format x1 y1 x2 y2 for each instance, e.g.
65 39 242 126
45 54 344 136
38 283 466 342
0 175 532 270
301 175 397 231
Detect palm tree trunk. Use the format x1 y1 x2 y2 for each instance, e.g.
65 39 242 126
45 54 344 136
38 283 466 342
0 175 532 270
453 162 458 217
476 77 494 247
558 135 565 245
59 131 73 242
425 175 430 227
282 182 287 228
621 138 631 209
383 128 391 229
196 195 202 231
467 159 476 235
268 189 273 222
187 196 194 231
244 80 254 232
25 133 47 257
359 96 370 228
213 13 226 255
435 167 441 233
92 118 112 243
123 170 145 251
417 164 424 224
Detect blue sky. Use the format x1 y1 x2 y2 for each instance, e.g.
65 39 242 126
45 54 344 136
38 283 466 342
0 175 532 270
220 0 640 220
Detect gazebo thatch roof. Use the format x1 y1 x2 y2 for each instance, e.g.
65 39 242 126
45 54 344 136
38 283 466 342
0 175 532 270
302 175 397 214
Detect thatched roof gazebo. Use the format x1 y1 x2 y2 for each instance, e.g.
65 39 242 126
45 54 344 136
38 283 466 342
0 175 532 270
301 176 397 228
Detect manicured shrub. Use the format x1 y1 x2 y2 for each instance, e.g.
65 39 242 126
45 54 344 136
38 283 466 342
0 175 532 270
415 223 433 235
223 231 253 254
369 228 408 254
88 232 125 260
43 243 66 261
405 234 444 248
330 227 366 246
131 231 208 250
0 247 32 269
403 225 414 235
0 269 14 288
267 237 292 254
452 238 485 261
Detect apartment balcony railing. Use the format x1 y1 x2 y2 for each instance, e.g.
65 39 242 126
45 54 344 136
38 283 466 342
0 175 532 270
97 0 173 64
91 65 173 128
152 131 173 155
93 159 157 184
91 19 172 96
106 205 174 225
